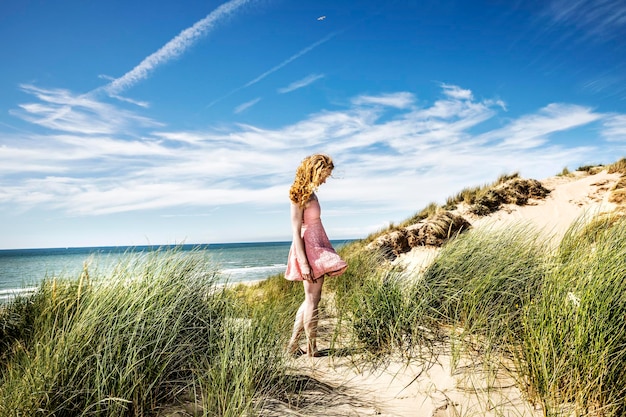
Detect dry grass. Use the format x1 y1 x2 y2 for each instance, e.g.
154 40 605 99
606 158 626 207
445 173 520 209
607 157 626 174
420 211 472 241
469 178 550 216
398 202 440 228
609 176 626 205
367 211 471 259
577 164 605 175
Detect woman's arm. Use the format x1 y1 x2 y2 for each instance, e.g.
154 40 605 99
290 202 312 281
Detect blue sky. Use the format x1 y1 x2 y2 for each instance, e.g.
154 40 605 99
1 0 625 249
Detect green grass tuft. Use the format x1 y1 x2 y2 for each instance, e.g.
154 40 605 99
0 249 294 417
519 215 626 416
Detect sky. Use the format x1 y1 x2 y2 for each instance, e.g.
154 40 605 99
1 0 626 249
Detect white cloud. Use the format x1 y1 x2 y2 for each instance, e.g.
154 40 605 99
477 103 603 149
441 83 473 100
546 0 626 40
110 94 150 108
278 74 325 93
11 85 162 134
602 114 626 141
352 92 415 109
234 97 261 114
2 85 620 218
0 145 70 174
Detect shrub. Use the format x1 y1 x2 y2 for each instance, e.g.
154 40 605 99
470 178 550 215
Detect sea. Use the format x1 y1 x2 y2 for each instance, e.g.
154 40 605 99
0 240 354 303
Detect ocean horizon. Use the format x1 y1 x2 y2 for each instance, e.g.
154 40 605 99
0 240 355 302
0 241 292 252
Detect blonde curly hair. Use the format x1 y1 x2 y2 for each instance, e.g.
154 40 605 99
289 154 334 207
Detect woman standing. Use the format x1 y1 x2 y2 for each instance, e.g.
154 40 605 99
285 154 348 357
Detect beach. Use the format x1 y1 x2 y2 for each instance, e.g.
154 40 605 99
2 165 625 417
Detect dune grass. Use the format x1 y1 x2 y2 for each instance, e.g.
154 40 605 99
418 224 547 347
329 247 413 356
332 213 626 416
334 162 626 415
329 163 626 414
332 224 547 362
520 215 626 416
444 172 520 209
0 249 295 417
607 157 626 174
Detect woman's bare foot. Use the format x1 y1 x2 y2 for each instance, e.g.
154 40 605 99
287 343 305 357
306 340 320 357
307 348 321 357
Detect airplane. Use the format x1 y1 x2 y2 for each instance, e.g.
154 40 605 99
317 15 326 21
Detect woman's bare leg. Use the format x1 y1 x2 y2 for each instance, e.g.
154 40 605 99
303 277 324 356
287 303 305 353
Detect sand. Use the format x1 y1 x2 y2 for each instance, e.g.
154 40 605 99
277 169 623 417
467 170 620 241
278 352 542 417
398 170 621 274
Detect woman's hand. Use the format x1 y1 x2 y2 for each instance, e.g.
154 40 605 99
300 263 312 281
300 263 318 283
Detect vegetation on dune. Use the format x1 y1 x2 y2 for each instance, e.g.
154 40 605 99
330 160 626 416
443 172 520 209
604 158 626 207
333 213 626 416
609 177 626 205
577 164 605 174
468 177 550 215
366 211 471 260
558 166 572 176
0 250 292 417
364 173 551 261
361 172 542 248
520 214 626 416
607 157 626 174
329 248 417 357
419 225 547 345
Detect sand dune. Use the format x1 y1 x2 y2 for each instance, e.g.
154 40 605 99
398 170 621 275
283 169 623 417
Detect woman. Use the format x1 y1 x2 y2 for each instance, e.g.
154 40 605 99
285 154 348 357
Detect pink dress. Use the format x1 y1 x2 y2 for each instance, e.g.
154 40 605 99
285 198 348 281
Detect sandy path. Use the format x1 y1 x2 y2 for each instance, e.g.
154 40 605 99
282 350 541 416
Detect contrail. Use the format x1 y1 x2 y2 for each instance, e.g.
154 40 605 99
243 32 337 88
103 0 253 95
206 31 339 108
